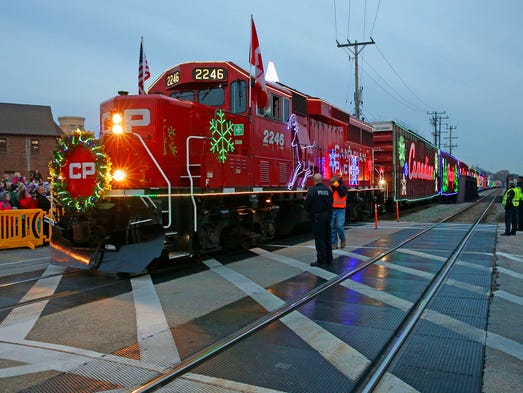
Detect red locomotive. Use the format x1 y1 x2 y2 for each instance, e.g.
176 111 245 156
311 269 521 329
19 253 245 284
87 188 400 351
49 60 380 273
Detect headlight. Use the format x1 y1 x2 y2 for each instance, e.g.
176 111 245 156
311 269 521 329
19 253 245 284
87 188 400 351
112 113 123 134
113 169 126 182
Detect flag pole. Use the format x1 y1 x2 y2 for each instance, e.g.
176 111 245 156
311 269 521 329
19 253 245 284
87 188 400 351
248 15 253 112
139 36 143 95
138 36 151 95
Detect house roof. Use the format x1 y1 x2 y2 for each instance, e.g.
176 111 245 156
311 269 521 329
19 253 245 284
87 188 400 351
0 103 64 137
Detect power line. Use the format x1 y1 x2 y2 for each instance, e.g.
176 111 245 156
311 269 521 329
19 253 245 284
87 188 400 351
370 0 381 36
360 55 423 111
335 1 433 120
333 0 338 41
347 0 351 40
374 43 435 111
363 0 367 39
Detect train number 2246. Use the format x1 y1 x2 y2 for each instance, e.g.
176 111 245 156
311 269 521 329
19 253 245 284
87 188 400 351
263 130 284 147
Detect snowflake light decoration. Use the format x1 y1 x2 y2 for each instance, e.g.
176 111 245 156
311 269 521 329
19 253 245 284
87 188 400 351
209 109 235 163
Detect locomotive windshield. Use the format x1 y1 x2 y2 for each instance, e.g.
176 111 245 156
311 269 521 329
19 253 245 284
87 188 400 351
170 91 194 102
198 87 224 106
169 86 224 107
169 80 247 114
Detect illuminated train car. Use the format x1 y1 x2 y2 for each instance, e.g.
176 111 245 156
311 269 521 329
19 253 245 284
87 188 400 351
460 161 469 178
488 178 502 188
49 60 380 273
372 121 439 206
439 151 461 197
468 167 486 191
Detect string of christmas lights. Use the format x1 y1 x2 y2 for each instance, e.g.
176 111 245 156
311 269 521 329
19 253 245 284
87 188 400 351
49 131 112 212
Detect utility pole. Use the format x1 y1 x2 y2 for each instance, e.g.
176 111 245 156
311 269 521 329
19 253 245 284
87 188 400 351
438 114 448 150
427 111 446 149
337 38 375 120
445 124 458 155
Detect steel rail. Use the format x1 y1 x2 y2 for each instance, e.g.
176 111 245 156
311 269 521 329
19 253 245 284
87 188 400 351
353 193 499 392
0 268 84 290
0 269 152 313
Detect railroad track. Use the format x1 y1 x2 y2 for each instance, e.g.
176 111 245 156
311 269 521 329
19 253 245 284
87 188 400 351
0 260 197 314
0 192 502 392
132 192 500 392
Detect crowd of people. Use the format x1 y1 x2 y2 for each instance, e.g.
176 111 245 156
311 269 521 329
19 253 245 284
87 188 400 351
0 170 51 212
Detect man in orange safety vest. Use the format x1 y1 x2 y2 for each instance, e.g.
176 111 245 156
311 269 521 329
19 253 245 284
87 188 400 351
330 175 348 249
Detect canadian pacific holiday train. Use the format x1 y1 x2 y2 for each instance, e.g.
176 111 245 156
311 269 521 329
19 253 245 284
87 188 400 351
48 60 490 273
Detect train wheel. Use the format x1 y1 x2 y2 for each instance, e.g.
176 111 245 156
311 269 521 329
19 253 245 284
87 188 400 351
220 225 240 249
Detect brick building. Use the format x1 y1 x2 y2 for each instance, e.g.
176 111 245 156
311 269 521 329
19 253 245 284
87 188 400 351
0 103 65 182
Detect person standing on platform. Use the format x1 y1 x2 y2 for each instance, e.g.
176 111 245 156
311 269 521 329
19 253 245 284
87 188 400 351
304 173 333 267
30 169 43 184
18 188 37 209
330 175 348 249
35 186 51 213
502 178 520 236
9 184 20 209
518 176 523 231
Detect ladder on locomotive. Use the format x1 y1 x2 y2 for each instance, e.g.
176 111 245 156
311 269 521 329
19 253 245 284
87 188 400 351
162 136 206 259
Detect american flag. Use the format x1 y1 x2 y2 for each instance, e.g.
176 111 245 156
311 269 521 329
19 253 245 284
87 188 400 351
138 37 150 95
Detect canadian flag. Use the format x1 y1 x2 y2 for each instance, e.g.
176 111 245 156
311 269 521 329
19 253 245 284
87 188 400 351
250 17 268 108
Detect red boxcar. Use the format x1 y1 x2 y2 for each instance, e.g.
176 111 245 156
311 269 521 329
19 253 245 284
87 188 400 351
440 151 460 196
372 121 439 203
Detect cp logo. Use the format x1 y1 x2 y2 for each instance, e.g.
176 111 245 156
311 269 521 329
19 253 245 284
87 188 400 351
63 146 98 198
69 162 96 179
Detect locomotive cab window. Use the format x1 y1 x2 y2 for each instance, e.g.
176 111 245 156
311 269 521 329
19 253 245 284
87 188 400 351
230 80 247 114
271 96 281 120
170 91 195 102
257 93 283 121
283 97 290 122
199 86 224 106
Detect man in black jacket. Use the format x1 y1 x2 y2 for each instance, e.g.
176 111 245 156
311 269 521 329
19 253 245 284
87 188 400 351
304 173 333 267
35 185 51 238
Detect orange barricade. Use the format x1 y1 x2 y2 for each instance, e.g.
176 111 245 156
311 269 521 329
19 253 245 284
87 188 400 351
0 209 51 250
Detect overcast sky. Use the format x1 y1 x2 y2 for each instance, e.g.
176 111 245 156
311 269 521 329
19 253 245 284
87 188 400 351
2 0 521 176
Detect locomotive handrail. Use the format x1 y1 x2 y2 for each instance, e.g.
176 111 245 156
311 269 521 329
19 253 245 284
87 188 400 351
132 132 172 228
186 136 208 233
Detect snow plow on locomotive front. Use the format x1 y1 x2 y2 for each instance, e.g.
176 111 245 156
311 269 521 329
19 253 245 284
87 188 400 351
48 128 168 273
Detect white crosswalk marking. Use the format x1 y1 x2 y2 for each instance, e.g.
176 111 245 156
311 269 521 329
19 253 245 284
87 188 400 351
0 264 65 339
203 257 420 393
252 246 523 362
131 275 181 367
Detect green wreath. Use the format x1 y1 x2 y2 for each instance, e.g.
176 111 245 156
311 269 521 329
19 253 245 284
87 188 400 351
49 131 111 212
